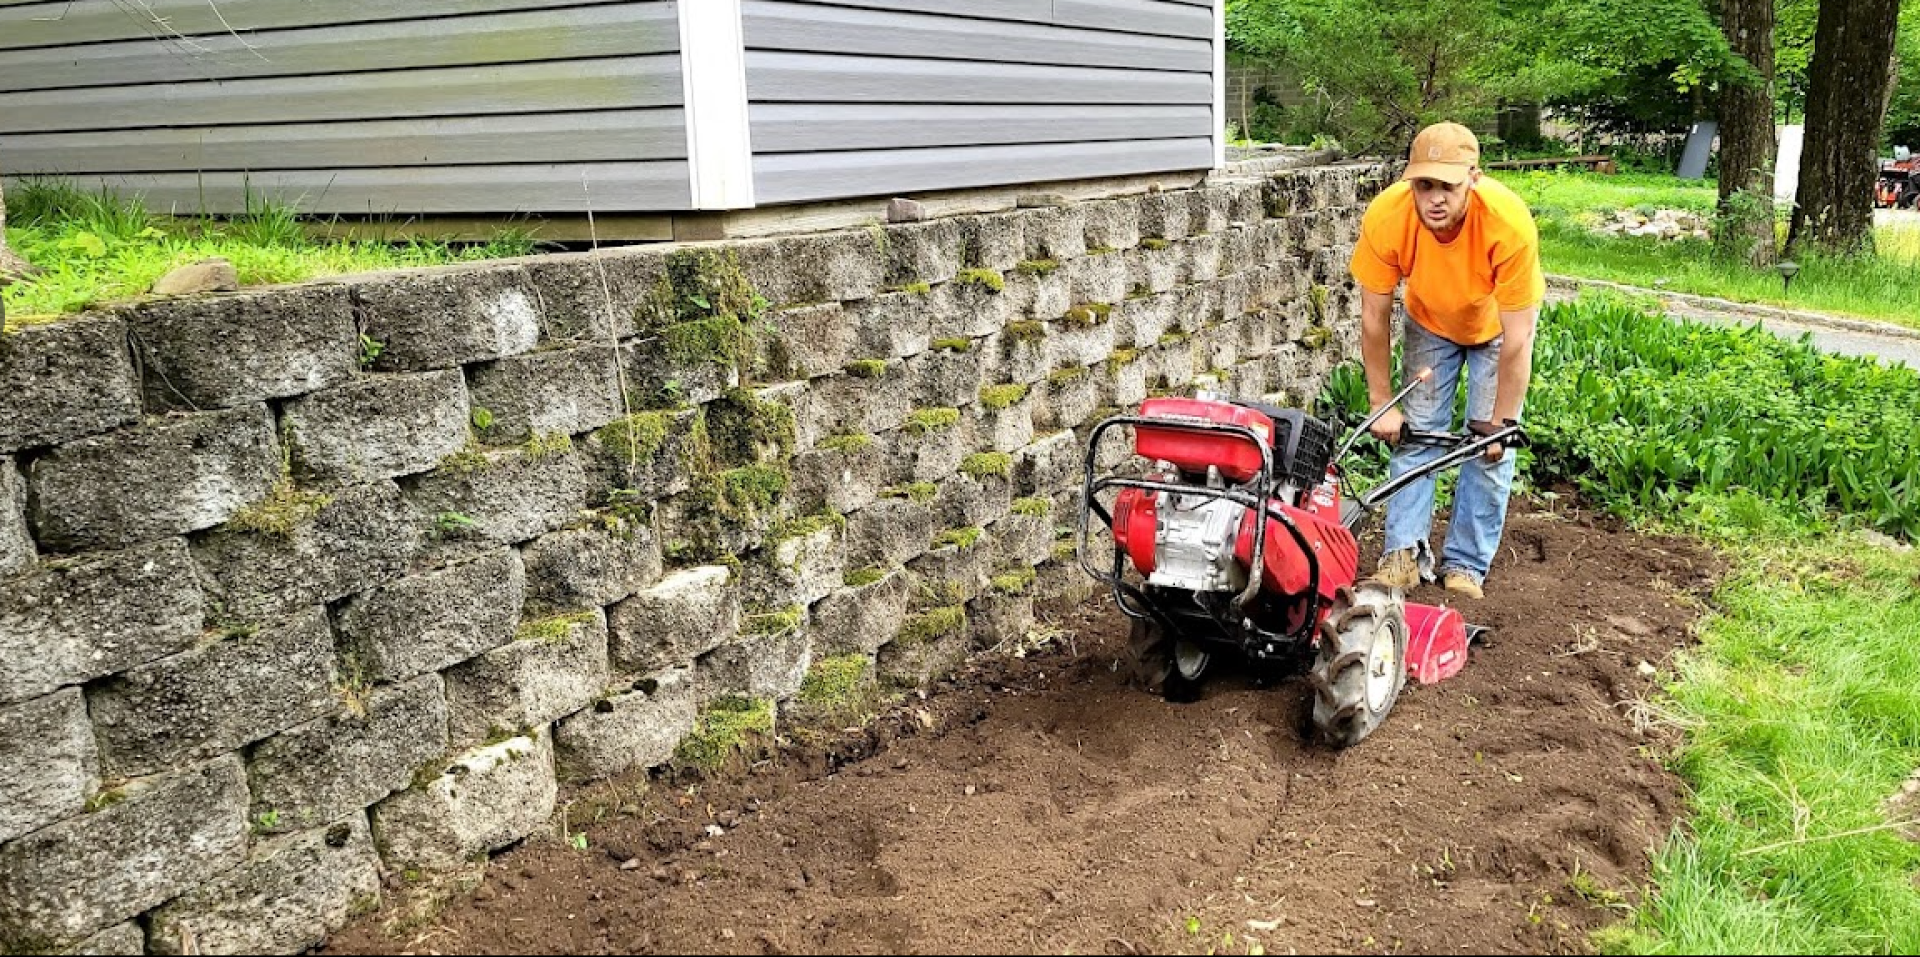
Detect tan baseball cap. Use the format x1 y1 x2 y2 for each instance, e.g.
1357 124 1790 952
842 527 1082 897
1403 123 1480 184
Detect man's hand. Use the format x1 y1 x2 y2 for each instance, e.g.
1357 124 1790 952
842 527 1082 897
1467 419 1509 463
1370 407 1405 446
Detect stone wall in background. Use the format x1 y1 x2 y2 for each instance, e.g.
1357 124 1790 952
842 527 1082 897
0 161 1382 955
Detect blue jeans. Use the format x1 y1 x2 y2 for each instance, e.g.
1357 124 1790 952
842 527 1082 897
1382 318 1518 584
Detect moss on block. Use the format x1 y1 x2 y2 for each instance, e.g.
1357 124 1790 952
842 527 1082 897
954 269 1006 293
960 452 1013 479
896 606 967 647
672 696 776 773
979 384 1029 411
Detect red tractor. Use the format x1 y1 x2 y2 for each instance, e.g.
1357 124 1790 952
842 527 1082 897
1077 374 1522 747
1877 157 1918 210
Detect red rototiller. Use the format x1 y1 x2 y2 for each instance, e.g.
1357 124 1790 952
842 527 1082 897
1076 374 1525 747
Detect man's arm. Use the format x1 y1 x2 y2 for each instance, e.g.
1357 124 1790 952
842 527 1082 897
1492 305 1536 425
1479 304 1538 461
1360 289 1402 443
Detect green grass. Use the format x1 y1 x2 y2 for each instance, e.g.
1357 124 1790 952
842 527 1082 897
3 180 539 321
1602 504 1920 954
1489 170 1920 328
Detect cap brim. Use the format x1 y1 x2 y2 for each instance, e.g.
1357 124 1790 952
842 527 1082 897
1403 162 1473 185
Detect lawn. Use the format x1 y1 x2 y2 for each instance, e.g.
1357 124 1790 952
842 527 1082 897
2 181 539 326
1490 170 1920 328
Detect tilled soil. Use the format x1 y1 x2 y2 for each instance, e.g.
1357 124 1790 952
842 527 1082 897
322 504 1719 956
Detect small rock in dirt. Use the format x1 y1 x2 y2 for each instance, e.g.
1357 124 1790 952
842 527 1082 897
718 810 742 827
720 929 736 941
651 867 671 882
704 824 726 838
473 885 498 903
964 784 977 796
150 257 240 296
1607 615 1655 637
1248 919 1282 932
620 858 644 871
1637 661 1658 677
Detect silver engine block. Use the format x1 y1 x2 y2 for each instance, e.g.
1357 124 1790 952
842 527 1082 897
1145 490 1249 593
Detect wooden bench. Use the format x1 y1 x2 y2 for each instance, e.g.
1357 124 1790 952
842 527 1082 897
1484 155 1618 174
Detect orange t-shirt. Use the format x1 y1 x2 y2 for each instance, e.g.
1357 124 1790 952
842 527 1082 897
1348 178 1545 346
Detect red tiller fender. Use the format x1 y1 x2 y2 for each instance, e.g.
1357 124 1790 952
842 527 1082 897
1404 602 1470 685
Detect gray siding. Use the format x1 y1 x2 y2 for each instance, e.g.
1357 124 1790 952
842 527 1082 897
0 0 691 214
742 0 1218 204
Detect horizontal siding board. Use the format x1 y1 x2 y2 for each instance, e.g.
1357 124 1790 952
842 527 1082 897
0 56 683 134
741 1 1209 73
754 138 1213 204
40 162 695 214
750 103 1211 153
746 0 1210 37
745 51 1210 105
1053 0 1213 38
733 0 1053 26
0 0 666 51
9 110 688 174
0 5 680 93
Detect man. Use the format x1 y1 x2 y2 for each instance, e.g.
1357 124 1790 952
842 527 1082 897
1347 122 1544 599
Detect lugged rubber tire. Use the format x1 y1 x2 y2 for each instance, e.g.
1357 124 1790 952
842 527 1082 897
1307 582 1409 747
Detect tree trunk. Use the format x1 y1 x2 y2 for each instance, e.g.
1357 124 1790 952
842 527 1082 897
1789 0 1905 257
1716 0 1779 267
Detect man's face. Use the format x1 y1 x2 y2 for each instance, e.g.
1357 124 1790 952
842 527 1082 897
1410 172 1478 233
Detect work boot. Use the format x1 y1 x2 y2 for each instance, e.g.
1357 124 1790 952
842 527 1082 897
1373 548 1421 589
1441 569 1485 599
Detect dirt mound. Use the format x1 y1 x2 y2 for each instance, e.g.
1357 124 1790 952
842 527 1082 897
321 504 1718 955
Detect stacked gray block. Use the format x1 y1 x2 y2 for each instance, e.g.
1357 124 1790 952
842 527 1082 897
466 344 625 443
370 732 557 873
282 371 471 486
444 609 610 747
89 608 337 780
0 689 98 843
0 457 31 576
247 675 451 836
812 570 911 657
193 480 424 623
128 286 358 411
336 548 525 683
522 517 663 614
554 667 696 781
0 539 203 705
608 565 740 675
355 265 543 372
0 758 249 949
29 405 280 551
0 316 142 453
147 815 382 956
403 445 591 545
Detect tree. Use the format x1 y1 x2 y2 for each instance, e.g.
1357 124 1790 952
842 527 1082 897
1886 4 1920 148
1226 0 1742 158
1226 0 1518 155
1790 0 1906 256
1715 0 1779 266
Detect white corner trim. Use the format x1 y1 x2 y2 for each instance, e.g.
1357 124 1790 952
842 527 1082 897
679 0 755 210
1212 0 1227 170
